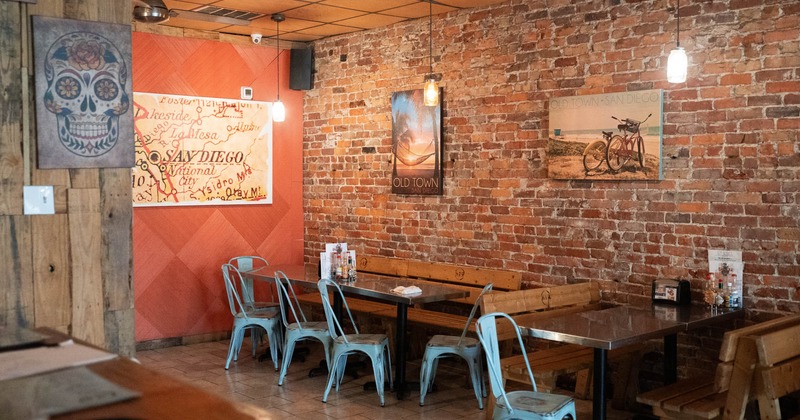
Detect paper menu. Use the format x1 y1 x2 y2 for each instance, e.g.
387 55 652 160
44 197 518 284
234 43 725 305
0 366 140 419
321 243 354 279
0 339 117 382
708 249 744 305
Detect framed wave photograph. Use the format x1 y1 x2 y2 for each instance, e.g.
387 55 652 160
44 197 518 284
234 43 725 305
391 89 442 195
547 90 663 181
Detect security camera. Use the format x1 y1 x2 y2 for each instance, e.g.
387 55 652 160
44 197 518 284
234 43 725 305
251 33 262 44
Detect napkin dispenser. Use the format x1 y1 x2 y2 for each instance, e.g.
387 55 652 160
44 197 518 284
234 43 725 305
651 279 690 305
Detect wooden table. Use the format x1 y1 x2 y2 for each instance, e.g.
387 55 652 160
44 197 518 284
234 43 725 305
54 357 269 419
517 303 742 420
4 329 270 419
248 263 470 400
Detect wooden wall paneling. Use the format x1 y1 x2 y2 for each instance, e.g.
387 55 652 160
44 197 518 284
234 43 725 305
100 169 133 312
26 0 65 18
100 169 134 355
68 188 105 347
0 2 24 216
97 0 131 24
0 216 34 326
64 0 99 21
105 308 135 358
32 214 71 331
70 169 100 189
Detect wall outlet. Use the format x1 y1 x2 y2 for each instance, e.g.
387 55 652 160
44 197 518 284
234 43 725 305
24 185 55 215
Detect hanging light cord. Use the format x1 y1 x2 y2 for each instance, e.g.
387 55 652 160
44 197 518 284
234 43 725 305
676 0 681 48
428 0 433 77
276 19 280 100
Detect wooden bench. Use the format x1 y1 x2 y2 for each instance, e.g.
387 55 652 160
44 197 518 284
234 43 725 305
295 255 522 337
637 313 800 419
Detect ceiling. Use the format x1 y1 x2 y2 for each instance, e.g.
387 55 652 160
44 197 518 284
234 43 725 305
144 0 509 43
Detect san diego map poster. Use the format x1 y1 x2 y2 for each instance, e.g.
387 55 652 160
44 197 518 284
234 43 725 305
132 92 272 206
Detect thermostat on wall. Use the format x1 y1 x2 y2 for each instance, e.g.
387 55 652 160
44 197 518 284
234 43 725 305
241 86 253 100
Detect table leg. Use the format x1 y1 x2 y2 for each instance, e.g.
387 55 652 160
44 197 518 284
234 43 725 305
395 302 408 400
593 348 607 420
664 333 677 384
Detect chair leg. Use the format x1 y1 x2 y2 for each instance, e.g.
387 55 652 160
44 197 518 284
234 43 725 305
371 352 386 407
466 355 484 410
323 352 344 403
226 326 244 369
385 343 393 391
419 352 433 406
278 337 297 385
268 324 281 371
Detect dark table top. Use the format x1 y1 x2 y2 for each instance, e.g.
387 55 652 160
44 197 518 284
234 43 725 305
248 263 469 306
519 303 743 350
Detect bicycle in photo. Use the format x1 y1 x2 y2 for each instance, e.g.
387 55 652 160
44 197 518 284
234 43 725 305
582 130 614 173
606 113 651 172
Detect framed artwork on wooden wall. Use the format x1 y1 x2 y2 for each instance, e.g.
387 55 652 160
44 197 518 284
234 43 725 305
32 16 134 168
391 89 442 195
547 89 663 180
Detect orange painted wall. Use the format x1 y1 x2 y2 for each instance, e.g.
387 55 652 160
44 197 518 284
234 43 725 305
132 32 304 342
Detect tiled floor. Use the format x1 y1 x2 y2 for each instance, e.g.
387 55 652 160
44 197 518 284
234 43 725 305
137 338 641 419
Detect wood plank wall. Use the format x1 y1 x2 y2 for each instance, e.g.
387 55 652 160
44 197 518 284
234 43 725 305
0 0 134 357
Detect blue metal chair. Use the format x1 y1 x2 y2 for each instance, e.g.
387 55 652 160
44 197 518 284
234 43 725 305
476 312 576 420
420 283 493 409
317 278 393 406
274 270 333 385
221 263 283 370
228 256 279 312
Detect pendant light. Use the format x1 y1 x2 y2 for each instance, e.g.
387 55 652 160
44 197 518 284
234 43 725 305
423 0 439 106
667 0 687 83
271 13 286 122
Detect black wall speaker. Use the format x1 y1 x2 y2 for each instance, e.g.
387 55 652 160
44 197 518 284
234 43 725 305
289 48 314 91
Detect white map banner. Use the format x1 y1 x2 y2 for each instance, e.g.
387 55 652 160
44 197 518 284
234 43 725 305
132 92 272 206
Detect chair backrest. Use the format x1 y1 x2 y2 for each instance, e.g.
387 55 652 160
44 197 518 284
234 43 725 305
274 270 308 329
228 256 269 271
221 263 249 319
317 279 359 343
476 312 538 415
228 256 270 308
458 283 493 345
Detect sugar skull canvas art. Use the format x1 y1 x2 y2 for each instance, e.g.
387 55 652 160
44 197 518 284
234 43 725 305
33 16 134 168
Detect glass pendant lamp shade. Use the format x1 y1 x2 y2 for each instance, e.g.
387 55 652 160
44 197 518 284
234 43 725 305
423 76 439 106
667 0 687 83
272 99 286 122
667 47 687 83
422 0 439 107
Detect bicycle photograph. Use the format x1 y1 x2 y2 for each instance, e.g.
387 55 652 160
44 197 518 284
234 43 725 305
547 90 663 181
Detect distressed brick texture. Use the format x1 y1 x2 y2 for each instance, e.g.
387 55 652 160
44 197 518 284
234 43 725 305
303 0 799 326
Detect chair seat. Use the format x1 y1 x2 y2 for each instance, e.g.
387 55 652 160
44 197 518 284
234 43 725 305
427 334 480 349
336 334 388 346
496 390 574 419
288 321 328 332
235 310 279 320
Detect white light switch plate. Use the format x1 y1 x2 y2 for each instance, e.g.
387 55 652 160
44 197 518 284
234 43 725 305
24 185 55 215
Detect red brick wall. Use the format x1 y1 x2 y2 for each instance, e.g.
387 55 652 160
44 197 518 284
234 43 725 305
302 0 799 323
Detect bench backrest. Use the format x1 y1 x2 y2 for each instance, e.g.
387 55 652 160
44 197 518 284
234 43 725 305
480 282 602 341
714 313 800 392
723 314 800 419
357 255 522 305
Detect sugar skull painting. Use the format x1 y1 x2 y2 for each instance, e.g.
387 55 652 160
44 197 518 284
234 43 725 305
33 16 133 168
